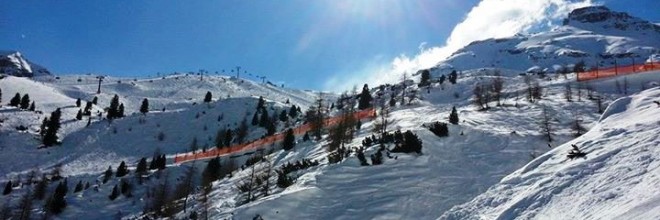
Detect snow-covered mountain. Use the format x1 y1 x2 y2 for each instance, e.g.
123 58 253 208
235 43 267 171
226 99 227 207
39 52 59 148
440 87 660 220
433 6 660 75
0 5 659 220
0 50 51 77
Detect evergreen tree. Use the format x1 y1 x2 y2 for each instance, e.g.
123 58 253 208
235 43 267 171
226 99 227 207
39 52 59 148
201 157 221 186
33 175 48 200
135 157 148 179
256 96 265 110
140 98 149 114
448 70 458 84
29 101 35 111
120 179 132 197
204 91 212 103
449 106 459 125
102 166 113 184
118 103 125 118
0 88 2 106
223 129 233 147
265 119 276 136
429 122 449 137
116 161 129 177
259 108 270 127
419 69 431 87
215 128 226 148
9 93 21 107
439 74 446 85
75 98 81 107
282 128 295 151
2 181 11 195
389 95 396 107
358 84 373 110
76 110 83 120
84 101 93 115
74 181 83 193
251 111 259 126
236 118 248 144
108 185 119 201
20 94 30 109
46 181 67 214
43 108 62 146
92 96 98 105
288 105 298 118
302 132 310 142
107 94 120 120
279 110 288 122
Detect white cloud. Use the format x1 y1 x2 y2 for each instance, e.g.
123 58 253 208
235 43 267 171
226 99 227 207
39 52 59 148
325 0 594 91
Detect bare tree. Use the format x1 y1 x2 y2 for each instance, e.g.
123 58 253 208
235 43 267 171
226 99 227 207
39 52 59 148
571 108 586 137
539 106 554 142
472 83 485 110
564 83 573 102
17 189 33 220
491 73 504 106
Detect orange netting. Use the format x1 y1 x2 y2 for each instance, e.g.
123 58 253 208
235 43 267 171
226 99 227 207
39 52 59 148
576 62 660 81
173 108 377 164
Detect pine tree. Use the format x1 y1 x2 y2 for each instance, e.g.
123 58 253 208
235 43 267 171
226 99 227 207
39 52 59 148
204 91 212 103
236 118 248 144
448 70 458 84
118 103 125 118
251 111 259 126
92 96 98 105
74 181 83 193
389 95 396 107
102 166 113 184
282 128 295 151
43 108 62 146
120 179 132 197
33 175 48 200
108 185 119 201
19 94 30 109
224 129 233 146
46 181 67 214
288 105 298 118
2 181 11 195
256 96 265 110
140 98 149 114
76 110 83 120
75 98 81 107
215 128 226 148
116 161 129 177
135 157 148 183
259 108 270 127
358 84 373 110
9 93 21 107
107 94 120 120
201 158 221 186
29 101 35 111
279 110 288 122
419 69 430 87
303 132 310 142
449 106 459 125
439 74 446 85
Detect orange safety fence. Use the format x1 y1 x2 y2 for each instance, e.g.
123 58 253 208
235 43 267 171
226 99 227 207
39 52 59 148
576 62 660 82
173 108 377 164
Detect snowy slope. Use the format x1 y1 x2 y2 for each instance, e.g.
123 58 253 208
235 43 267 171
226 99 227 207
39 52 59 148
432 6 660 76
440 86 660 220
168 69 660 220
0 50 51 77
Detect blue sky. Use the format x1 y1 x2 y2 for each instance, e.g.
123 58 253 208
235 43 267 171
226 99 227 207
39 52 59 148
1 0 658 91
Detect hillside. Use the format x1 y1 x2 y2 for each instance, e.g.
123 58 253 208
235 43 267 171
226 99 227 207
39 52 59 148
432 6 660 76
440 86 660 220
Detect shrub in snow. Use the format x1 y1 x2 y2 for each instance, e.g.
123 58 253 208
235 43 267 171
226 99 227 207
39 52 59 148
429 122 449 137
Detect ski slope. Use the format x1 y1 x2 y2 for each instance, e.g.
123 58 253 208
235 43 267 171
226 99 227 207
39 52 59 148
440 87 660 220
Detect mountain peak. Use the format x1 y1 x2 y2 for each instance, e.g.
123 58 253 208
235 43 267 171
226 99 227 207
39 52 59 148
563 6 660 32
0 50 51 77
